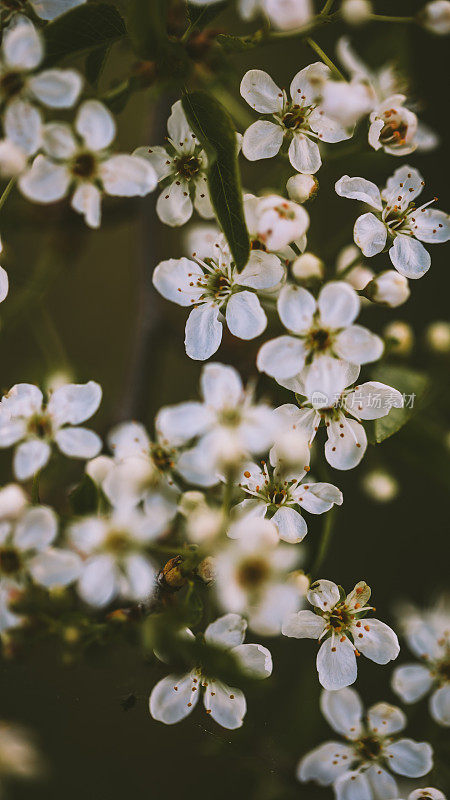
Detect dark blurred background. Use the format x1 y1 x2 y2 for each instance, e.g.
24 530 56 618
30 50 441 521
0 0 449 797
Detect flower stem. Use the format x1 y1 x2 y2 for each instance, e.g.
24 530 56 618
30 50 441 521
305 37 344 80
310 507 338 578
32 472 41 504
368 14 415 23
320 0 335 14
0 178 14 212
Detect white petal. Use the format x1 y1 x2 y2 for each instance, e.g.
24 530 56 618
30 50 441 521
124 554 156 600
3 19 43 70
249 582 302 636
0 484 26 517
71 183 102 229
430 684 450 726
149 672 199 724
384 738 433 777
318 281 360 328
282 609 325 639
409 790 446 800
0 267 9 304
152 258 203 307
365 765 398 800
354 212 387 257
205 613 247 648
201 362 243 409
77 554 117 606
155 401 209 447
134 145 173 181
13 439 51 481
176 440 220 487
236 251 284 291
270 506 307 543
203 681 246 729
297 482 343 514
320 687 363 739
257 336 307 380
368 701 406 735
225 291 266 340
18 155 70 203
48 381 102 425
389 235 431 279
334 770 372 800
108 421 150 459
307 579 340 611
240 69 283 114
412 209 450 244
242 120 284 161
317 637 358 691
391 664 433 704
185 304 223 360
14 506 57 550
156 181 193 226
303 356 360 407
30 0 86 20
75 100 115 151
4 100 42 156
345 382 403 420
28 547 81 587
335 175 382 210
309 108 352 143
100 155 157 197
383 165 424 208
325 416 367 470
232 643 272 678
297 741 355 786
69 517 105 554
278 284 316 333
264 0 313 29
1 383 43 417
28 69 82 108
194 177 214 218
54 427 102 459
42 123 77 159
335 325 384 364
288 133 321 174
350 618 400 664
290 63 330 106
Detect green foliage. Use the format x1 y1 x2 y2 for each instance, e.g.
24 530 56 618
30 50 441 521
42 3 126 66
216 33 257 52
186 0 228 29
367 364 429 444
69 474 98 516
182 91 250 271
126 0 168 60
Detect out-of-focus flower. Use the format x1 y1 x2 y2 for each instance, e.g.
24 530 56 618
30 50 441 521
258 280 383 381
335 243 374 291
384 320 414 355
298 686 433 796
149 613 272 728
19 101 157 228
362 469 399 502
283 580 400 689
240 64 352 175
366 270 411 307
425 320 450 353
287 173 318 204
421 0 450 34
336 166 450 279
341 0 372 24
16 0 86 20
292 252 324 281
0 721 43 784
0 381 102 481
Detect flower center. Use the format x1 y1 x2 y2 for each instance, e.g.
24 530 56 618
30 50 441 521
151 445 174 473
282 107 310 130
0 70 24 99
356 735 382 760
236 557 269 589
308 327 331 352
27 414 53 439
105 530 131 554
0 547 21 576
218 406 241 427
71 152 98 179
380 121 408 146
175 155 201 179
250 238 267 252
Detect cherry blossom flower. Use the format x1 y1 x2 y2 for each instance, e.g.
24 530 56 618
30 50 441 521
0 381 102 481
298 686 433 797
18 100 157 228
283 579 400 689
392 600 450 727
134 100 214 227
215 517 303 635
335 166 450 279
274 356 403 469
0 17 82 158
257 281 383 381
156 363 276 486
149 613 272 729
407 791 446 800
153 233 284 360
233 457 342 544
244 192 309 254
240 64 352 175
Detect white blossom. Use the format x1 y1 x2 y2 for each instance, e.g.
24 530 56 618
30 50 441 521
149 613 272 728
283 580 400 689
240 64 352 174
421 1 450 34
257 280 383 381
335 244 374 291
274 356 403 470
0 380 102 481
298 686 433 796
153 233 284 360
361 469 399 503
366 270 410 307
244 192 309 253
134 100 214 227
425 320 450 353
336 166 450 279
18 100 157 228
0 721 43 781
392 600 450 727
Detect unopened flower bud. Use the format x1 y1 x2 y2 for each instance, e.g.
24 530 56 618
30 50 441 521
425 320 450 353
292 252 324 281
383 321 414 355
341 0 373 24
288 570 310 596
421 0 450 34
45 369 75 393
0 484 27 519
362 470 399 503
286 173 318 204
197 556 216 584
179 490 207 516
367 271 410 308
86 455 113 485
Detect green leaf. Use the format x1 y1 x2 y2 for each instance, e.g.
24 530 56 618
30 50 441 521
126 0 168 59
85 44 112 88
187 1 228 29
216 33 256 53
182 91 250 271
42 3 126 67
367 364 429 444
69 474 98 515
